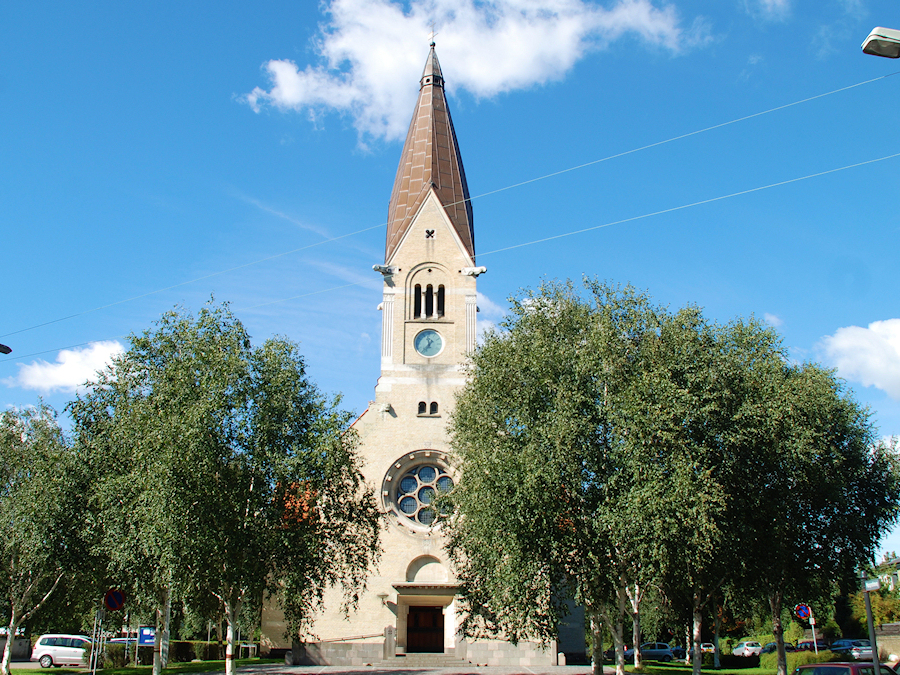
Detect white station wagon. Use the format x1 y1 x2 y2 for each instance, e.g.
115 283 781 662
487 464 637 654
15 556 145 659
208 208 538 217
31 634 91 668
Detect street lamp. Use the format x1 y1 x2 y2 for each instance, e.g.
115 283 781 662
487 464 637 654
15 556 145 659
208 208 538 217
862 27 900 58
860 570 882 675
0 344 10 355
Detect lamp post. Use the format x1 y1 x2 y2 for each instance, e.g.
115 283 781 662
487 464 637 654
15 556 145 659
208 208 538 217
862 27 900 58
860 570 882 675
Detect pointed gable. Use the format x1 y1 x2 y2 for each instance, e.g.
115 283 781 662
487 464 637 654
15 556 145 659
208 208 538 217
385 44 474 264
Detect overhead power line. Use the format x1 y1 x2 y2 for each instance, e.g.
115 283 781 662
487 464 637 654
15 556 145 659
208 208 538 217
1 70 898 344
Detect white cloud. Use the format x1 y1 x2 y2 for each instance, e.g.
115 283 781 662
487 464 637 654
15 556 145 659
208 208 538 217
242 0 693 141
742 0 790 20
764 313 782 327
4 341 124 394
477 290 506 343
819 319 900 400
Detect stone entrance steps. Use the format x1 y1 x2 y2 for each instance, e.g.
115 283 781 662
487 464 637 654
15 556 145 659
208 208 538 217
380 653 471 667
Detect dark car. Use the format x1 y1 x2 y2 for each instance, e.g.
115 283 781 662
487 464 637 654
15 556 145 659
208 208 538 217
672 646 686 659
831 640 872 657
762 642 798 654
793 663 897 675
797 640 829 652
624 642 675 662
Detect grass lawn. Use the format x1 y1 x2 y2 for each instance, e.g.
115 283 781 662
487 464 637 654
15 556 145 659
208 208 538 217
623 662 775 675
9 658 282 675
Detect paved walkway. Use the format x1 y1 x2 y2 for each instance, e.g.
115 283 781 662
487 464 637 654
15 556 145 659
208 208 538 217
235 663 611 675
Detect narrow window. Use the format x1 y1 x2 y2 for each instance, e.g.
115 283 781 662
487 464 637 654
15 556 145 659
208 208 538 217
418 401 426 415
437 285 445 317
425 284 434 318
430 402 439 415
413 284 422 319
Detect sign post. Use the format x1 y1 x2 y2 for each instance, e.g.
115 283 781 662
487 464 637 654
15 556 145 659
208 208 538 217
794 604 818 654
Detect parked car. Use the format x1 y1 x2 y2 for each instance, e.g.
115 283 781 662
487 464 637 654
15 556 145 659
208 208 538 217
108 637 137 645
850 644 874 660
797 640 828 652
701 643 715 653
760 642 800 654
733 641 764 656
672 646 686 659
31 634 92 668
793 663 897 675
624 642 676 662
831 640 872 657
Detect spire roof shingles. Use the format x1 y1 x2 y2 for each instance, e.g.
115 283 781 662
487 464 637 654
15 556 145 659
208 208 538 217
384 45 474 264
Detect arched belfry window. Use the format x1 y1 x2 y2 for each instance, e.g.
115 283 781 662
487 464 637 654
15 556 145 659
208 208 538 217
430 402 439 415
410 269 448 320
418 401 426 415
425 284 434 318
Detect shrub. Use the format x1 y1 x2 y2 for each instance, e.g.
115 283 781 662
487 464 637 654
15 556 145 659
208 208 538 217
760 649 838 671
103 644 128 668
193 642 222 661
168 641 197 663
711 654 760 669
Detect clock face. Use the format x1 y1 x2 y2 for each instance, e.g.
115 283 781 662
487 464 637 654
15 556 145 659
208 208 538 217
414 329 443 357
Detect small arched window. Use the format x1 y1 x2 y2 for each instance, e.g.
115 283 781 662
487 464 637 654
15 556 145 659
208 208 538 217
429 402 439 415
437 285 445 317
425 285 434 318
414 284 422 319
418 401 427 415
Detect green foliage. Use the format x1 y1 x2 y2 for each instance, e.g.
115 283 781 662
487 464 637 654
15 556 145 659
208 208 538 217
69 300 381 658
849 588 900 627
759 649 837 670
0 404 93 674
445 277 900 674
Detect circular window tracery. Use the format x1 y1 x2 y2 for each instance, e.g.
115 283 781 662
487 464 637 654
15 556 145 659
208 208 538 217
382 451 455 532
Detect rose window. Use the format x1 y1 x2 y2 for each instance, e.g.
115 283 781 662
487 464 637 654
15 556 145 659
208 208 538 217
382 451 455 531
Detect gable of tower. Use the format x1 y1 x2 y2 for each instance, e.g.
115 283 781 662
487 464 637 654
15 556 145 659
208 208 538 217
388 188 475 270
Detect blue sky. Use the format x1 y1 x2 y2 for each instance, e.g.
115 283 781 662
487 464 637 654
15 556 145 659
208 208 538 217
3 0 900 554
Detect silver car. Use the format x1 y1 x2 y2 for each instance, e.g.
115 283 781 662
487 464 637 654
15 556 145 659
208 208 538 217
31 634 91 668
625 642 675 662
733 641 763 656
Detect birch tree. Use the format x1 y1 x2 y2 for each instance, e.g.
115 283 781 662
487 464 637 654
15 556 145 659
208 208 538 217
70 301 381 675
0 405 89 675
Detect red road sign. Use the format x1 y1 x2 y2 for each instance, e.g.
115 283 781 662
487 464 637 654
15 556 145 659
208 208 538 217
104 588 125 612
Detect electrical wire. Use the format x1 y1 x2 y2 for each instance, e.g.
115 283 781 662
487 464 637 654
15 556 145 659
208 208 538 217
1 70 898 346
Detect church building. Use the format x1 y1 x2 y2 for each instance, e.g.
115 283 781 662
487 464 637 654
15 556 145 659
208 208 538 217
260 44 584 667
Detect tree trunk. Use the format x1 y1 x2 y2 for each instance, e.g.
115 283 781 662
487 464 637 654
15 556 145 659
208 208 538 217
692 593 703 675
161 588 172 668
590 613 603 675
1 611 20 675
627 583 643 669
598 586 629 675
224 595 239 675
770 590 787 675
152 604 163 675
713 600 722 669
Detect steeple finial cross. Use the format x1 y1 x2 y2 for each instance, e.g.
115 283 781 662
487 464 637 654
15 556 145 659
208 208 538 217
428 22 438 46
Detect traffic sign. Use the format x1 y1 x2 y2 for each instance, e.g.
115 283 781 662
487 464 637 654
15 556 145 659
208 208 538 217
104 588 125 612
795 604 811 620
138 627 155 646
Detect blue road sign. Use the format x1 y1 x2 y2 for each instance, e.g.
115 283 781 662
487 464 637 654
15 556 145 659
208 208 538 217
138 627 155 646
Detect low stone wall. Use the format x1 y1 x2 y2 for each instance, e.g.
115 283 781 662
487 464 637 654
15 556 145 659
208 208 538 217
0 638 31 661
290 641 383 666
466 639 557 666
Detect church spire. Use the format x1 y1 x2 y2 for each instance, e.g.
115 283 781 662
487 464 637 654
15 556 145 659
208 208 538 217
384 44 474 264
